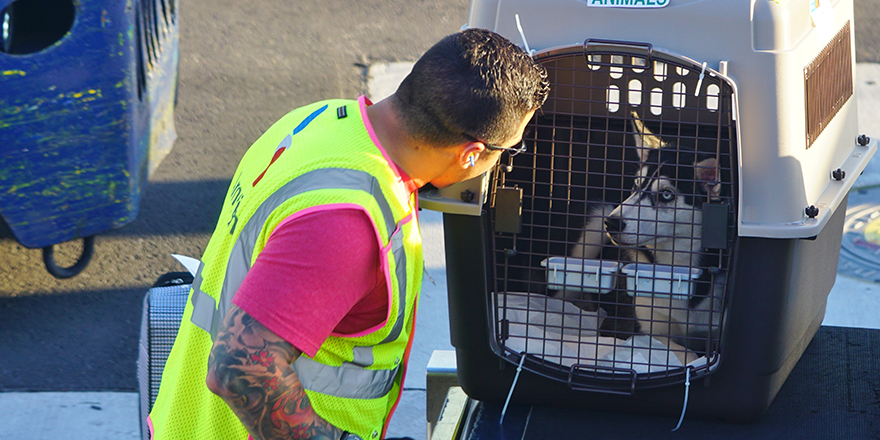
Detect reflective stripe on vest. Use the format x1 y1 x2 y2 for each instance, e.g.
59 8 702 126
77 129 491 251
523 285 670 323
189 168 411 399
291 352 400 399
285 226 409 400
189 167 408 344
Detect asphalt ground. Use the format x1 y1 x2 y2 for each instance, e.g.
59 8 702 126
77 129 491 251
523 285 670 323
2 1 880 439
0 0 470 390
0 0 471 295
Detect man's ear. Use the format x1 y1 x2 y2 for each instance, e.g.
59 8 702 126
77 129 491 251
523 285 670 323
459 142 485 169
631 111 665 162
696 157 721 198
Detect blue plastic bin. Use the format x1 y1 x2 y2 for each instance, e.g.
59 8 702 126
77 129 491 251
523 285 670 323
0 0 179 277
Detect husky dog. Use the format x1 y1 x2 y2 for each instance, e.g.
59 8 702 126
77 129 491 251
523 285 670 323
562 113 727 365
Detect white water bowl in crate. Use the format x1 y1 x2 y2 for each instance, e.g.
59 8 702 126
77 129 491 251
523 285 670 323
621 264 703 299
541 257 620 294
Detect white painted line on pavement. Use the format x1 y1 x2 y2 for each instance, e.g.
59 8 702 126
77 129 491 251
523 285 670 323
368 62 415 102
0 392 141 440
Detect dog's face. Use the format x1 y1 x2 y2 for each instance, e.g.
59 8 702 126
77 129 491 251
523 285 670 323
605 115 720 249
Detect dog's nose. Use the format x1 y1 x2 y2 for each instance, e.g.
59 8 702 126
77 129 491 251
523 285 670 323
605 217 625 233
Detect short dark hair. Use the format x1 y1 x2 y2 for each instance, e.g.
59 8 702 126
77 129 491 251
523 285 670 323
394 28 549 147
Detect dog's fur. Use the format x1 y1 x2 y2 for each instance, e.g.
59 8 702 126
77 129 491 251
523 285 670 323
558 113 727 365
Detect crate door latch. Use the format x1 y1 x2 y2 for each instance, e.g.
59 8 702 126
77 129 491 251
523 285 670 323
701 203 730 250
494 187 522 234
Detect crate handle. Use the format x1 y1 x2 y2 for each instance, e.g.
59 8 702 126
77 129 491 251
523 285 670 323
42 235 95 279
583 39 653 67
567 363 637 395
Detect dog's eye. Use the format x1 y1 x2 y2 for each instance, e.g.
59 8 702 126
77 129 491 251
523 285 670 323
660 190 675 202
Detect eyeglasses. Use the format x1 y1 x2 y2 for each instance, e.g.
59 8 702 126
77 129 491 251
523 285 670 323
485 139 527 156
464 134 527 157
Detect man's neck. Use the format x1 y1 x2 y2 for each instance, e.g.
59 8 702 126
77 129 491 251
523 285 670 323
366 96 453 188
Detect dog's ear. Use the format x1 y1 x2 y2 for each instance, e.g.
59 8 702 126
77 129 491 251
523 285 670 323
631 111 664 162
695 158 721 198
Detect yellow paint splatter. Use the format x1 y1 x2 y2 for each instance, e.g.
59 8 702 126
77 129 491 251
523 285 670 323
3 70 26 76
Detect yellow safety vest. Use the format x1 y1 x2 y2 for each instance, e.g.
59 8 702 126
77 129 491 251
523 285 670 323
149 98 424 440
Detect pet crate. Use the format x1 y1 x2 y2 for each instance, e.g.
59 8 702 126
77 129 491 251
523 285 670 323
421 0 878 422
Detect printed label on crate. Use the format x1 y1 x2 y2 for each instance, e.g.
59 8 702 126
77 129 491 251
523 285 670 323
585 0 670 8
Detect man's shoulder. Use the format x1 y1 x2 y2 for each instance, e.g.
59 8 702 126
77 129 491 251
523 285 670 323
288 98 357 117
267 98 360 138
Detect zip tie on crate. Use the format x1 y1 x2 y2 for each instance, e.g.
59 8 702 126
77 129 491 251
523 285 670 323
672 366 693 432
514 14 534 56
694 62 707 97
500 352 527 425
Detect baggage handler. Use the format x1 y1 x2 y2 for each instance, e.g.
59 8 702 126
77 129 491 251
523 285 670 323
148 28 548 440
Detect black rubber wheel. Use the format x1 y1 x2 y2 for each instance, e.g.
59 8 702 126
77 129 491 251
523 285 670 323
42 235 95 279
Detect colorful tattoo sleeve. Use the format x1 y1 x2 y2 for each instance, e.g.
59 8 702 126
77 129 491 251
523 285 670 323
207 304 343 440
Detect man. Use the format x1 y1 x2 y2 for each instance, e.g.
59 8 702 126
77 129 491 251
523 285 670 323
148 28 548 440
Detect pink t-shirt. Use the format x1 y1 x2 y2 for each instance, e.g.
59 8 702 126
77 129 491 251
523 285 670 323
232 208 389 357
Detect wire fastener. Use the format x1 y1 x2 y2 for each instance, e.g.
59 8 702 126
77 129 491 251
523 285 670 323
500 353 527 425
672 366 693 432
694 62 707 97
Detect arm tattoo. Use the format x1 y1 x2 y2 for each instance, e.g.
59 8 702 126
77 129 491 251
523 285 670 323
207 305 344 440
